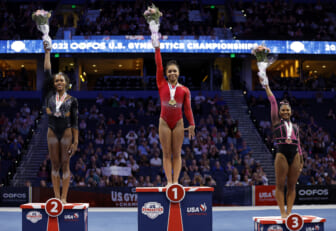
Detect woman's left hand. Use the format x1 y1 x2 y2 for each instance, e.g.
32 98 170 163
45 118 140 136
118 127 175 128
67 143 78 156
185 125 195 140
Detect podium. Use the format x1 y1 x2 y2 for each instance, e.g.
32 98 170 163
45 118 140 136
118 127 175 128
20 198 89 231
253 214 326 231
136 185 214 231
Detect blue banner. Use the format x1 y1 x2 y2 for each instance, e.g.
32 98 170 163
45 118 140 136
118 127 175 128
3 39 336 54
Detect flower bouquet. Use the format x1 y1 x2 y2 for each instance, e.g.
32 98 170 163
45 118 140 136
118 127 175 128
251 45 272 88
144 4 163 47
32 9 52 49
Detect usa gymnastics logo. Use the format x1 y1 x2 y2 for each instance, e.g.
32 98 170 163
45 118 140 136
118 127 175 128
26 211 42 223
186 203 207 215
141 202 164 219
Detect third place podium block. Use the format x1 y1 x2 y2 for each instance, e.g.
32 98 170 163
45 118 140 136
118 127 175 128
136 184 214 231
253 214 326 231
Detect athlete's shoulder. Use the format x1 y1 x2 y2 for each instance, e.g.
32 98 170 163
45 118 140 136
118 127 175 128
179 84 189 90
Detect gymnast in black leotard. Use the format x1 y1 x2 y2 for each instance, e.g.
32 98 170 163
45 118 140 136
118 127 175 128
43 41 78 204
44 70 78 140
264 84 303 218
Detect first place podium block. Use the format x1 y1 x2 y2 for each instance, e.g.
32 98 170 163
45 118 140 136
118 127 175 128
253 214 326 231
136 185 214 231
20 198 89 231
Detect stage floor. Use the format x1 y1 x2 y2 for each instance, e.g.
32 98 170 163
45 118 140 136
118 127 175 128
1 205 335 231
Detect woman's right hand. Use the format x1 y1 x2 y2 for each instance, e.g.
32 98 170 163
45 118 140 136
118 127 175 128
43 41 51 52
152 39 160 48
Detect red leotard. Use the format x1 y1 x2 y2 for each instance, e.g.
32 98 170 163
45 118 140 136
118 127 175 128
155 48 195 129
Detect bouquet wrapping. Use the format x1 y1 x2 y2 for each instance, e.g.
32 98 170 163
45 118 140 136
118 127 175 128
252 45 272 88
144 4 162 47
32 9 52 49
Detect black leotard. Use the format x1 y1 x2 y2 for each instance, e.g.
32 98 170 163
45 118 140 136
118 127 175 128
273 120 300 165
43 70 78 140
268 94 302 166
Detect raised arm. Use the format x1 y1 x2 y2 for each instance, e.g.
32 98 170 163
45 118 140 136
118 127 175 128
265 85 280 125
155 47 166 89
42 41 53 103
44 41 51 71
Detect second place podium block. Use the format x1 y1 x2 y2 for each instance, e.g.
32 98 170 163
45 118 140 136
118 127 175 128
21 198 89 231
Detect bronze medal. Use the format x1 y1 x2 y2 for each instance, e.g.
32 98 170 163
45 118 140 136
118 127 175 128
169 99 177 106
285 139 292 144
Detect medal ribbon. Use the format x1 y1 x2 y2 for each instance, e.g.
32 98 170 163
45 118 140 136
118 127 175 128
168 82 179 101
55 92 67 113
284 121 293 140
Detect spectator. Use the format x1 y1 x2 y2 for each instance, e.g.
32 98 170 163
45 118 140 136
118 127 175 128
150 152 162 167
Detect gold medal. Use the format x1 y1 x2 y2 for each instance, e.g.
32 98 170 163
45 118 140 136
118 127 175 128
285 139 292 144
169 99 177 106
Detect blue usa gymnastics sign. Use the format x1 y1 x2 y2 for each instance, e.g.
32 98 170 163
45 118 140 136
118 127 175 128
3 39 336 54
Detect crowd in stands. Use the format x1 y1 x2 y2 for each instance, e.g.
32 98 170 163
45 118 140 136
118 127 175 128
0 1 58 40
248 91 336 185
75 1 220 37
0 0 335 41
0 98 40 185
253 74 336 92
227 0 336 40
36 94 269 188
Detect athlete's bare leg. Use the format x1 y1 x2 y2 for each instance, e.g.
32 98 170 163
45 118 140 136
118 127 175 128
171 119 184 184
47 128 61 199
274 153 289 218
60 128 72 204
286 153 301 216
159 118 173 186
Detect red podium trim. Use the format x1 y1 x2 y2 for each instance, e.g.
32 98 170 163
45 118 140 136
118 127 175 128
20 203 89 210
167 203 183 231
136 186 214 193
47 217 60 231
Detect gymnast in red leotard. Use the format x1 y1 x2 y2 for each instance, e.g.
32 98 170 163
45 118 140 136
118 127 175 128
154 41 195 186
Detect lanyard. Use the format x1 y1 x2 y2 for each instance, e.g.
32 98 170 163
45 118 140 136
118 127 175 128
168 82 179 106
55 92 67 113
284 120 293 140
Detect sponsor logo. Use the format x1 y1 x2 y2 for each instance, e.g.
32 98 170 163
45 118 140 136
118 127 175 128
11 41 26 52
298 189 328 196
111 190 138 207
141 202 164 219
2 193 26 199
111 191 137 202
186 203 207 216
305 225 320 231
64 213 79 221
267 225 283 231
290 41 305 53
26 211 42 223
259 192 273 199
